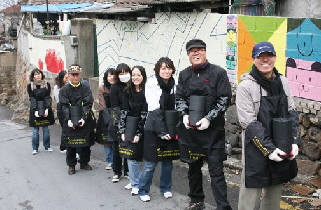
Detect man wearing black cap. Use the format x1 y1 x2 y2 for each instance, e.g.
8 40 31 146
236 42 300 209
176 39 232 210
59 64 96 175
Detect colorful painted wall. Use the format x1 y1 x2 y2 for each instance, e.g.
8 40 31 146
237 16 321 102
97 13 321 102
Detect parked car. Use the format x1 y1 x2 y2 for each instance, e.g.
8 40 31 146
0 43 16 51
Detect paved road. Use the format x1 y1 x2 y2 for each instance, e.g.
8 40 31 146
0 105 243 210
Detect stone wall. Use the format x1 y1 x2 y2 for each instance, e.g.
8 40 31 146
0 51 17 104
226 87 321 176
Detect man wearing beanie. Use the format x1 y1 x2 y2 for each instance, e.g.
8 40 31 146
176 39 232 210
236 42 300 210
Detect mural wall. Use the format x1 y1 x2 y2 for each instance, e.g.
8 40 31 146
97 13 321 102
28 35 66 77
96 12 228 80
238 16 321 102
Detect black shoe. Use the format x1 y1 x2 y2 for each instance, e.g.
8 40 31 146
185 201 205 210
68 166 76 175
80 163 92 170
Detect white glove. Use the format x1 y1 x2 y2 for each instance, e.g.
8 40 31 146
35 111 40 118
68 120 74 128
121 134 126 141
268 148 286 162
196 118 210 130
132 135 140 143
183 115 191 129
44 109 48 117
289 144 299 160
160 134 171 140
78 118 85 127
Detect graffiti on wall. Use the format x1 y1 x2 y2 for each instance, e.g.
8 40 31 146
286 18 321 102
38 49 64 74
237 16 287 82
96 13 227 79
226 15 237 83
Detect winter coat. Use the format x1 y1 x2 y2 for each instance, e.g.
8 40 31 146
143 75 180 162
27 81 55 127
118 89 148 160
236 72 300 188
175 63 231 161
59 81 96 147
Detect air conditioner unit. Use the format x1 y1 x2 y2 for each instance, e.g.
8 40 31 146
70 36 78 46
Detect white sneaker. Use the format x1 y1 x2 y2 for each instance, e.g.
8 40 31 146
32 150 38 155
112 175 120 183
140 195 150 202
76 153 80 159
45 148 53 152
163 191 173 199
105 163 112 170
131 188 139 196
60 149 67 153
125 183 132 189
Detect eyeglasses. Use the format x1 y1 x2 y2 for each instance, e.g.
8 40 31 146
188 48 205 55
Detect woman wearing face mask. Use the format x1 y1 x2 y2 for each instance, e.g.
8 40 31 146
28 68 55 155
138 57 179 202
54 70 69 153
109 63 131 183
118 66 148 195
96 68 115 170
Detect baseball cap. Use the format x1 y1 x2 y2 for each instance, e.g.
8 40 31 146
68 65 82 74
186 39 206 51
252 42 276 58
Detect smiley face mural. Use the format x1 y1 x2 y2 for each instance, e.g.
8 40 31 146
286 18 321 102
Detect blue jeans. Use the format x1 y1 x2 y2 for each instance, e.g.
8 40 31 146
32 126 50 151
138 160 173 196
127 159 141 189
104 145 113 164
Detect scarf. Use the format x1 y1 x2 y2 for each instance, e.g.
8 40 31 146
31 80 47 90
155 73 175 111
155 73 175 94
249 65 284 96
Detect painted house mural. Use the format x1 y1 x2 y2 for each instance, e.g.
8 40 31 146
236 16 321 102
96 13 228 79
286 18 321 102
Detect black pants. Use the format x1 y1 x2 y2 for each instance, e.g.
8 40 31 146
112 141 128 176
66 146 91 166
187 149 232 210
57 103 66 151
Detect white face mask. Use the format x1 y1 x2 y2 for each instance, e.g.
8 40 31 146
119 73 130 83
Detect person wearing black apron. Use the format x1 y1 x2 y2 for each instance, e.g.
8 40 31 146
138 57 179 202
118 66 148 196
176 39 232 210
96 68 115 170
236 42 300 210
27 68 55 155
59 64 96 175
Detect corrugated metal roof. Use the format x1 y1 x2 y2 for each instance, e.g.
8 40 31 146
0 5 21 13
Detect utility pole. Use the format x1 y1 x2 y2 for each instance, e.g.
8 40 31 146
46 0 49 21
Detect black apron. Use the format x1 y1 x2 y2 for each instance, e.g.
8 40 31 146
245 89 298 188
29 87 55 127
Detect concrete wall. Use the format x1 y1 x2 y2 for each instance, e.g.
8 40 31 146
0 51 16 98
71 18 95 80
279 0 321 18
96 12 228 83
